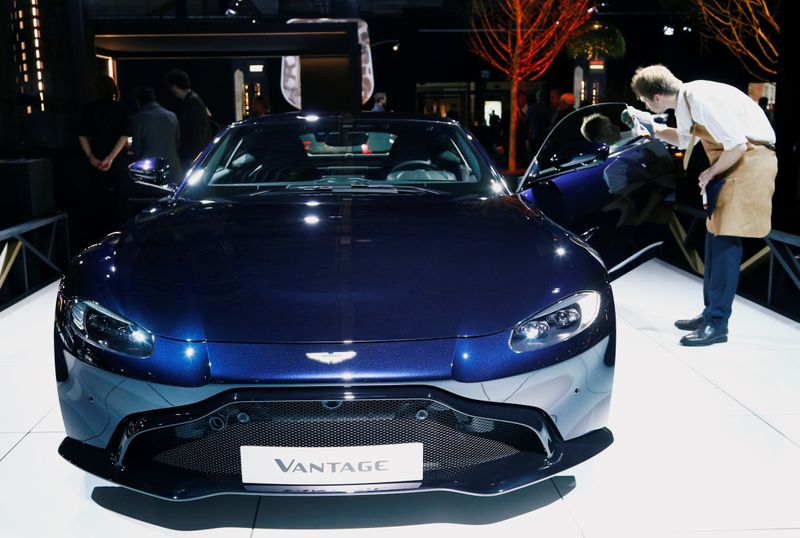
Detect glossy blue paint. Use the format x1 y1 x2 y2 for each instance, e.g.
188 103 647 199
206 338 456 383
62 195 607 347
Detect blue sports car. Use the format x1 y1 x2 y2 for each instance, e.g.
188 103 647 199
55 107 672 500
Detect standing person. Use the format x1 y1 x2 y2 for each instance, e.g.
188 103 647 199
371 92 387 111
550 93 576 130
515 90 530 167
758 96 774 125
165 69 212 170
250 95 270 118
628 64 776 346
528 88 553 156
131 85 182 182
549 88 562 112
77 73 130 245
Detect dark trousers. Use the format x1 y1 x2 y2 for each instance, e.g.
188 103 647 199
701 232 743 331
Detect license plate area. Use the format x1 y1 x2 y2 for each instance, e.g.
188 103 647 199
240 443 424 485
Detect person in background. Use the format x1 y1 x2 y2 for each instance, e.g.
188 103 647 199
78 74 129 174
165 69 212 170
628 64 776 346
549 88 562 112
131 85 182 182
758 96 774 125
250 95 270 118
371 92 387 111
515 90 530 167
528 88 554 156
446 104 461 122
77 73 130 244
550 93 576 130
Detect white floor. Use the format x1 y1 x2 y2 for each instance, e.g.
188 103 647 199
1 259 799 538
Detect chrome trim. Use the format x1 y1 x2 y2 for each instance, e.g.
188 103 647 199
607 241 663 274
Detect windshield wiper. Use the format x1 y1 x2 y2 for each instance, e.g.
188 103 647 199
281 183 444 195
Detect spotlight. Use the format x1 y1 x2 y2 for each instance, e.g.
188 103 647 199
663 25 675 36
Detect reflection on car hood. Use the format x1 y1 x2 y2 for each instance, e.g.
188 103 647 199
70 195 606 343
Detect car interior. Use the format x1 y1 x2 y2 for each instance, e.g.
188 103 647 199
205 126 482 188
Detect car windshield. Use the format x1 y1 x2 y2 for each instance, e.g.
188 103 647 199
178 116 502 200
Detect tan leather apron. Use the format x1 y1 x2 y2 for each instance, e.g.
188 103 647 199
683 124 777 238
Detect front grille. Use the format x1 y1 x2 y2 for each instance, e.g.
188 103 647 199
123 398 543 482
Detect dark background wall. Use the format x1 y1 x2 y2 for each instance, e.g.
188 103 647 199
117 59 237 127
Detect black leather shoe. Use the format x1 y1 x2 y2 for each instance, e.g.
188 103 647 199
674 314 704 331
679 323 728 347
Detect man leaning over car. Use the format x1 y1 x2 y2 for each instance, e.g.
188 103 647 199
627 64 777 347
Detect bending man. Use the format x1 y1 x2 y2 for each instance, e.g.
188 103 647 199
628 64 776 346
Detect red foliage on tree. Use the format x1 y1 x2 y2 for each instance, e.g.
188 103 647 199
469 0 592 171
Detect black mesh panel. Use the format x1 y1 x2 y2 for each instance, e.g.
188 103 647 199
124 399 542 482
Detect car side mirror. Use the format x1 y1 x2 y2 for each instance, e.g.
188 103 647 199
549 141 609 171
128 158 176 191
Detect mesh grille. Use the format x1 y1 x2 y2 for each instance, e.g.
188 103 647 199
124 399 541 481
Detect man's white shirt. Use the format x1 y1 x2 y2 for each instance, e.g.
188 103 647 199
675 80 775 150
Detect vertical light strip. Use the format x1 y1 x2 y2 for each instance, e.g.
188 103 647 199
30 0 44 110
10 0 45 113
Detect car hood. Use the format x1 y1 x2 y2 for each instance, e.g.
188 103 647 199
69 195 605 343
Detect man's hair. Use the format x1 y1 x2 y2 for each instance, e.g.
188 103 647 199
165 69 191 90
133 85 156 104
93 73 119 102
374 91 386 102
581 113 621 145
630 64 682 100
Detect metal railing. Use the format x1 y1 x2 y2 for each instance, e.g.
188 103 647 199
669 203 800 309
0 213 69 308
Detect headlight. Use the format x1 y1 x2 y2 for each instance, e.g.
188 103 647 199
66 299 155 358
509 291 601 352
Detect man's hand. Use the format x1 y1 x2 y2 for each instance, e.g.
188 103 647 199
89 155 102 169
698 167 715 195
621 106 655 135
697 144 746 194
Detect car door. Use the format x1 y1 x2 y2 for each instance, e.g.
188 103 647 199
518 103 678 279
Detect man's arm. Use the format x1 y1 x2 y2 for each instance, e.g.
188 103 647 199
697 143 747 194
652 124 680 147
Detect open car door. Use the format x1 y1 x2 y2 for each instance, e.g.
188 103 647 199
518 102 678 279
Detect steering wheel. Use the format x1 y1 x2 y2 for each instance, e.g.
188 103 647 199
389 160 437 173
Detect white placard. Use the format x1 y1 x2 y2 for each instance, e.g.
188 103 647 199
241 443 423 485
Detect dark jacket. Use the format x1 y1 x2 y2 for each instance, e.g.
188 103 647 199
131 102 182 180
177 91 212 164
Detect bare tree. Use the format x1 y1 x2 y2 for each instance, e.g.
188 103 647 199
693 0 779 79
469 0 591 170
